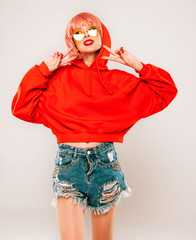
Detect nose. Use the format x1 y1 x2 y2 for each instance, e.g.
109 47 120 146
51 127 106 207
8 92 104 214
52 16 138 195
83 29 89 38
84 32 89 38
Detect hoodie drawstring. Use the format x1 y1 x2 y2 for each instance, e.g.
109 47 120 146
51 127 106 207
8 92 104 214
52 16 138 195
95 60 113 95
81 60 113 96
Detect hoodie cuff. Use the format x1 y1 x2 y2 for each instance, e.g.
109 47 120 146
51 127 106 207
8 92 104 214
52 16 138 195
38 61 53 77
135 62 148 75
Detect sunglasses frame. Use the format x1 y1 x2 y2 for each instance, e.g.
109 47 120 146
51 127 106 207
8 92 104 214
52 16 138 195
72 25 100 41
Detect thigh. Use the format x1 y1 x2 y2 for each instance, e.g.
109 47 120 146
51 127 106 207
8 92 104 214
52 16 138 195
56 196 85 240
52 147 88 240
87 144 132 215
51 147 88 210
91 205 117 240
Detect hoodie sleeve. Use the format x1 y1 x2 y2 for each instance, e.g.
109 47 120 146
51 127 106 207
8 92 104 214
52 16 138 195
115 62 178 119
11 61 53 123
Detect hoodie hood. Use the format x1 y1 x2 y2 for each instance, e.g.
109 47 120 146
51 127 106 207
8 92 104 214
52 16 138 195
70 22 113 96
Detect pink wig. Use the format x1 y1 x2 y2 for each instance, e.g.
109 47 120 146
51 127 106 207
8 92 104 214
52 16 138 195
65 12 103 59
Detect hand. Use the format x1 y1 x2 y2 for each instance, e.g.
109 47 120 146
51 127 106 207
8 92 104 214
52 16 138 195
44 48 77 72
101 45 143 72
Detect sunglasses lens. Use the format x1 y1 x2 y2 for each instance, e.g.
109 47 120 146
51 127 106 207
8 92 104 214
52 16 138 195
73 26 99 41
73 32 84 41
88 27 98 37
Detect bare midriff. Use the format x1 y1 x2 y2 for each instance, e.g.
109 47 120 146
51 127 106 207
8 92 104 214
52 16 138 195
59 142 103 149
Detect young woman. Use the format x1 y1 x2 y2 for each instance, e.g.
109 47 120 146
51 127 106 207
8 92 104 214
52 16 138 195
11 12 178 240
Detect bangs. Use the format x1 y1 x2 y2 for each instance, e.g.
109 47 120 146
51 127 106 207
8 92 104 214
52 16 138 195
72 17 96 32
64 12 103 59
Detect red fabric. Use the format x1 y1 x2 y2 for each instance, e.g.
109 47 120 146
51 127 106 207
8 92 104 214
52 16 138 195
11 22 178 143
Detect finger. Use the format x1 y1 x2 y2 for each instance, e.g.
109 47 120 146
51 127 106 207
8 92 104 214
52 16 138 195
114 48 125 56
59 56 77 66
59 54 77 66
62 48 73 58
114 48 122 54
102 45 119 57
52 52 58 57
53 51 61 58
101 56 121 60
54 54 62 59
65 56 78 63
101 56 126 65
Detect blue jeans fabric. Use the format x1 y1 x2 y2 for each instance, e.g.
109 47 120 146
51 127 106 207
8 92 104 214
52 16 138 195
52 142 132 215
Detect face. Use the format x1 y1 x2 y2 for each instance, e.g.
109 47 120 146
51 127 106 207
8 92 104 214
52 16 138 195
72 24 102 55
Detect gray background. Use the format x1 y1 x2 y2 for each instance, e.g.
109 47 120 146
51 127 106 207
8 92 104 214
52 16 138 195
1 0 195 239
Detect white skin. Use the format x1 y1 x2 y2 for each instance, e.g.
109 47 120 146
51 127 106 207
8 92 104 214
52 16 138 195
59 24 103 148
44 23 143 73
72 24 102 67
45 24 143 240
43 23 143 149
44 24 104 148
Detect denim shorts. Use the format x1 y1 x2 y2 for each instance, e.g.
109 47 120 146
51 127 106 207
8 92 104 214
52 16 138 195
51 142 132 215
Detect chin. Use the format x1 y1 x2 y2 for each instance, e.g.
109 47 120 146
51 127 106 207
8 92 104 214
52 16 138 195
81 50 99 54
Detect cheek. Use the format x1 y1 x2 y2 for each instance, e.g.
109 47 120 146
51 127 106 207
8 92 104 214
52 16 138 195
97 35 102 44
97 38 102 46
94 35 101 45
74 40 82 50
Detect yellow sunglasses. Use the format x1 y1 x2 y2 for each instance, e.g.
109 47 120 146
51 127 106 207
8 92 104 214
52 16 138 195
72 25 99 41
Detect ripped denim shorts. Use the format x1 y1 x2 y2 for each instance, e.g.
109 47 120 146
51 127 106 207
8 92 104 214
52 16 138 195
51 142 132 215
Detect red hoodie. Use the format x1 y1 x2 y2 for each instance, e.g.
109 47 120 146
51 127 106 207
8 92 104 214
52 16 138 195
11 22 178 143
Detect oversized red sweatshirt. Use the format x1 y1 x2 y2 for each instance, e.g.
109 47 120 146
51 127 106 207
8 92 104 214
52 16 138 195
11 22 178 144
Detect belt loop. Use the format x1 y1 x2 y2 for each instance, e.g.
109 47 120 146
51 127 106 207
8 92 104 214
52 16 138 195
93 148 98 159
73 147 77 159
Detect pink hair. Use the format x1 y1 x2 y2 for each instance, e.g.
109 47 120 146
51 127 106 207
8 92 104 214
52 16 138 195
65 12 103 59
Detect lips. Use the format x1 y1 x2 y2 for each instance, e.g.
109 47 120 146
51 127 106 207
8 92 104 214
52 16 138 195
84 39 94 46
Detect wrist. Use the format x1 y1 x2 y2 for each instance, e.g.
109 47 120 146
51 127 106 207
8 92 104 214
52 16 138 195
39 61 53 77
133 61 143 72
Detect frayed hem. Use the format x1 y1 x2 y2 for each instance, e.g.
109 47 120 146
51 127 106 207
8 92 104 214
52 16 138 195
51 194 87 211
87 186 132 215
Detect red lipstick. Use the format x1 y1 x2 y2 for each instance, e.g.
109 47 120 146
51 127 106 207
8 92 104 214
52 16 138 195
84 39 94 46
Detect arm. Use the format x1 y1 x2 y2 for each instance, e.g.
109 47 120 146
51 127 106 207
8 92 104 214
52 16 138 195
134 62 178 119
101 45 178 119
114 62 178 119
11 61 53 123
